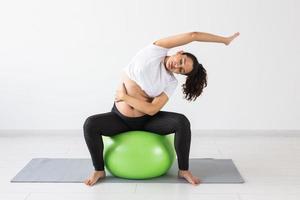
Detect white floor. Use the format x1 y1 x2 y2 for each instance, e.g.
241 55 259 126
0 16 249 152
1 130 300 200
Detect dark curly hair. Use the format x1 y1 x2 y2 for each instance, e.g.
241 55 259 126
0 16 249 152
182 52 207 101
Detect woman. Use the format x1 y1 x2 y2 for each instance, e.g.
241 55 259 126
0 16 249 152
83 31 240 186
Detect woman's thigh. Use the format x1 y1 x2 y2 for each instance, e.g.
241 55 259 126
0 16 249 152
143 111 190 135
84 112 130 136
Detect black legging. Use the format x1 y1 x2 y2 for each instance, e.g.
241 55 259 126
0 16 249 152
83 103 191 171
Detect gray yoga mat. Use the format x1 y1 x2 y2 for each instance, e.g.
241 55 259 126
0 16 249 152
11 158 244 183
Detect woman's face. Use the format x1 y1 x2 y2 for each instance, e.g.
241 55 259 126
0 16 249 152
165 51 193 75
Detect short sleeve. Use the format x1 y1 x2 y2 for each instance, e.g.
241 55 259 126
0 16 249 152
164 79 178 98
146 43 169 58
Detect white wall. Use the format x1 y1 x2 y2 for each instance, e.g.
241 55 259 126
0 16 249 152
0 0 299 130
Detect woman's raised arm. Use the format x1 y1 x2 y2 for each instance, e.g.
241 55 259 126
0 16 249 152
154 31 240 49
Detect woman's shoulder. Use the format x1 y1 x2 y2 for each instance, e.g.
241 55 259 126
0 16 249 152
137 43 169 57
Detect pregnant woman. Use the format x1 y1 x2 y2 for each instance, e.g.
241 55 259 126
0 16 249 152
83 31 240 186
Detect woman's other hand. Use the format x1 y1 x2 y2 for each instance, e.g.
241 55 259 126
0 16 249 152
224 32 240 45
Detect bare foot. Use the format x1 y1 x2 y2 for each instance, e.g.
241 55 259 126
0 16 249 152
224 32 240 45
178 170 201 185
84 170 106 186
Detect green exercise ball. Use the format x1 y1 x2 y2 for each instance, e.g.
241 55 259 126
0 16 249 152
103 131 175 179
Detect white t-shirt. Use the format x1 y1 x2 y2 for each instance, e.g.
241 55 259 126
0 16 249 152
123 43 178 98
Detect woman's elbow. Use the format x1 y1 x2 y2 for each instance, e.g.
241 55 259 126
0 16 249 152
190 32 198 38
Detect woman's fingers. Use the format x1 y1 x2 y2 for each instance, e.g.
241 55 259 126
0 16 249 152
122 83 128 94
225 32 240 45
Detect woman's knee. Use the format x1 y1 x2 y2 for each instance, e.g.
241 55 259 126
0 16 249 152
175 113 191 130
83 116 95 134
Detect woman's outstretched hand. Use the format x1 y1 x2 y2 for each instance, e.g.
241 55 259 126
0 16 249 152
224 32 240 45
115 83 127 102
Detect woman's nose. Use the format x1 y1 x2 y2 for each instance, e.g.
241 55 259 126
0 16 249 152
174 61 179 67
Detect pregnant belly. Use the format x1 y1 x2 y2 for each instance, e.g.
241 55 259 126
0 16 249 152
115 73 153 117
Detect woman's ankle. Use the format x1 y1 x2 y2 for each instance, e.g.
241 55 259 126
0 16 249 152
94 170 105 173
178 170 191 175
